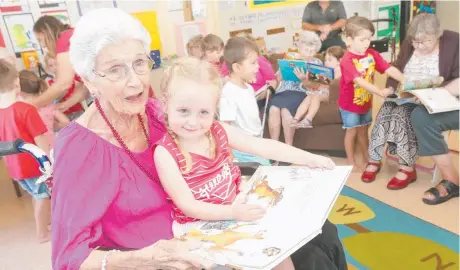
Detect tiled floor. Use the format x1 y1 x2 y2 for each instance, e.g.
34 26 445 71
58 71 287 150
0 154 458 269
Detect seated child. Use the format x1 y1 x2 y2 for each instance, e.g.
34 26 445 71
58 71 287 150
154 57 335 270
292 45 345 128
186 35 205 59
0 60 51 243
268 30 322 150
219 37 270 165
203 33 226 76
19 70 70 145
339 16 404 169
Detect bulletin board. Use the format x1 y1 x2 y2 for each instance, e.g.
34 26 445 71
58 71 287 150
131 11 162 54
410 0 436 20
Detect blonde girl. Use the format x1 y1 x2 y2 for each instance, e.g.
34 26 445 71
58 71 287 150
292 45 345 128
153 57 334 270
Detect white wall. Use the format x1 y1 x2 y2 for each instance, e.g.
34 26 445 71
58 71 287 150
437 0 459 32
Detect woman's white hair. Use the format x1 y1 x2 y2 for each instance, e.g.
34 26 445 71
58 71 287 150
69 8 151 80
297 30 322 53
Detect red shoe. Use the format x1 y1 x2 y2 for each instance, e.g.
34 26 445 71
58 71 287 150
387 168 417 190
361 162 382 183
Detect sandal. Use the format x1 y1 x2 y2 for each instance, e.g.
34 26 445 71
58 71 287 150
423 180 459 205
361 162 381 183
293 118 313 129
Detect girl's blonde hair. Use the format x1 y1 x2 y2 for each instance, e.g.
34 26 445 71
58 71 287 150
159 57 221 172
19 70 48 95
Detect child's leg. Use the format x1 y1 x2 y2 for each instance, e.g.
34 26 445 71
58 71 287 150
344 128 358 166
305 95 321 121
357 125 370 166
269 106 282 141
34 198 51 243
273 257 295 270
281 108 296 146
293 96 312 122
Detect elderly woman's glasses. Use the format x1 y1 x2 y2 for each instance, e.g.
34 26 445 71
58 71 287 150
93 56 154 82
411 39 433 46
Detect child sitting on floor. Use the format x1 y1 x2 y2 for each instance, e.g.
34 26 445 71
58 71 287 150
153 57 335 270
292 45 345 128
186 35 205 59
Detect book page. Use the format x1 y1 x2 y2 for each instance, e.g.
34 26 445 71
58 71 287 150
412 88 460 114
177 166 352 270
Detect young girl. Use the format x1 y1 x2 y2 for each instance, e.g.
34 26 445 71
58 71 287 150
19 70 69 145
292 46 346 128
154 57 334 270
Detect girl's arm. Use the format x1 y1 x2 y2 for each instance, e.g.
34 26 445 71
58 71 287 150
56 82 88 112
221 122 334 169
54 110 70 128
154 146 264 221
30 52 76 108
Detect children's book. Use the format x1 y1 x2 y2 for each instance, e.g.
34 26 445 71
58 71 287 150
176 166 352 270
386 76 460 113
307 63 335 85
278 59 307 82
254 83 270 99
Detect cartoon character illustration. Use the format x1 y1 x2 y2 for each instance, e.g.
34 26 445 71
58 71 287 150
247 175 284 208
352 55 375 106
179 223 265 255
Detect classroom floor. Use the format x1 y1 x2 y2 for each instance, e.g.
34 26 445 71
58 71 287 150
0 154 458 270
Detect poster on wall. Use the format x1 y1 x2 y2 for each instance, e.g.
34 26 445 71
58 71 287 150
175 21 206 57
249 0 310 10
41 10 71 25
411 0 436 19
3 13 40 53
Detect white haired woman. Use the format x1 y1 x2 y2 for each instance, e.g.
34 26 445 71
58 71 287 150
268 31 322 164
362 14 459 192
51 9 348 269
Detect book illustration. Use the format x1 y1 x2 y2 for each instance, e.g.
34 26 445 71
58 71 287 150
307 63 335 85
278 59 307 82
400 76 443 91
176 166 352 269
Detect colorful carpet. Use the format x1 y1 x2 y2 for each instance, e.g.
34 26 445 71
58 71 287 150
329 187 459 270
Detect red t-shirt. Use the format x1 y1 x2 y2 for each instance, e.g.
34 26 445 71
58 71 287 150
156 121 241 224
54 28 84 114
339 49 391 114
0 102 48 180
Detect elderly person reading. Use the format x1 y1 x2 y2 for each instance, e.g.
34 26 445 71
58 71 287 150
51 8 348 270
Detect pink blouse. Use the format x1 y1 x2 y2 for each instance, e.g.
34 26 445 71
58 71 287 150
51 99 173 270
220 55 276 91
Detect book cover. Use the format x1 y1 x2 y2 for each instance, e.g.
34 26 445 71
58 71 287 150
307 63 335 85
278 59 307 82
176 166 352 270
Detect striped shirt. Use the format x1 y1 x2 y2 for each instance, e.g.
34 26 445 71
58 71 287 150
157 121 241 224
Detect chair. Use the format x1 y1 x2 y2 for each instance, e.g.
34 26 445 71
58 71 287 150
431 131 451 184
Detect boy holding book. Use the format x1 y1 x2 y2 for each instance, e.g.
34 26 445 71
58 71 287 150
339 16 404 169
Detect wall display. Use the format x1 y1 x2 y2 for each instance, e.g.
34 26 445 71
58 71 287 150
21 50 39 69
3 13 40 53
249 0 311 10
0 29 5 47
41 10 71 25
411 0 436 19
175 21 206 57
131 11 162 53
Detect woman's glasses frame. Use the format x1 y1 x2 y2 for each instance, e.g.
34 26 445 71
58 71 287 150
92 55 155 82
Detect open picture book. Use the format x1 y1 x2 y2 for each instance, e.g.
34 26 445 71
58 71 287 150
278 60 335 85
176 166 352 270
254 83 270 99
386 76 460 114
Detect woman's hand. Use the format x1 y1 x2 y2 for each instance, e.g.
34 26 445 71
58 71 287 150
232 195 266 221
294 67 307 81
121 239 215 270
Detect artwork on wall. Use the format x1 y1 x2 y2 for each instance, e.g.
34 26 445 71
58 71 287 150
131 11 162 53
249 0 310 10
411 0 436 19
21 50 39 69
41 10 71 25
3 13 40 53
175 21 206 57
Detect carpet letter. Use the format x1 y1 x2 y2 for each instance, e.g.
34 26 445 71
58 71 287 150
420 253 455 270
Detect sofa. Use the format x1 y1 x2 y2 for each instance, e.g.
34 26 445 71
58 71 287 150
263 53 346 156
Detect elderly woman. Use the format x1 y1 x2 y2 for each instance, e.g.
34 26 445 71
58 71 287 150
268 31 322 161
361 14 459 190
52 8 348 269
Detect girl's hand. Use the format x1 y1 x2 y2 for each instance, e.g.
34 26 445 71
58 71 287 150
132 239 215 270
294 67 307 81
232 195 266 221
306 154 335 169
